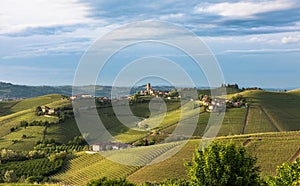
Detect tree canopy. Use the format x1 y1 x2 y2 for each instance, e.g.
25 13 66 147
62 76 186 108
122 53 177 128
267 158 300 186
185 142 261 186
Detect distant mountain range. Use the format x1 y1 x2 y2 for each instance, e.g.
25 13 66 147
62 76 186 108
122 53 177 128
1 81 296 100
0 82 175 99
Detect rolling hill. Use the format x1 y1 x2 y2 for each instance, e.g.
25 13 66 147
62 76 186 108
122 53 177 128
51 131 300 185
0 89 300 185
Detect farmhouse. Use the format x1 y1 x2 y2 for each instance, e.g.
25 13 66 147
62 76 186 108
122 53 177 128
70 94 93 101
40 106 57 115
91 142 132 152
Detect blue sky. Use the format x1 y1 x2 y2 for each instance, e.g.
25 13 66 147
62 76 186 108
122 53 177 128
0 0 300 88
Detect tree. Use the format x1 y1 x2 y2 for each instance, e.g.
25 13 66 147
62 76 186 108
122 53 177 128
267 158 300 186
20 120 28 128
185 142 261 186
169 89 179 97
35 106 43 116
3 170 17 183
87 177 135 186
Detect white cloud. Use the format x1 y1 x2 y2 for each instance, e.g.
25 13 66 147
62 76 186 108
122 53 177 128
0 0 97 34
159 13 184 20
194 0 295 18
281 35 300 44
223 48 300 54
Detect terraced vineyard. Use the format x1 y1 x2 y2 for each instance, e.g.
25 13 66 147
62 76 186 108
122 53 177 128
1 90 300 184
51 131 300 185
238 90 300 131
245 106 278 134
53 142 182 185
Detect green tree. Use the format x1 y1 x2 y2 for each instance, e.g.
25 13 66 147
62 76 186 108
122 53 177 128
185 142 261 186
169 89 179 97
87 177 135 186
20 120 28 128
3 170 17 183
267 158 300 186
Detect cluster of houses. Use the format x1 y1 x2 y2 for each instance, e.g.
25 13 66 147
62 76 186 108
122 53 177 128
69 94 93 101
69 94 112 104
201 95 246 112
40 106 56 115
138 83 170 97
0 97 25 102
97 97 111 103
91 142 132 152
129 83 180 100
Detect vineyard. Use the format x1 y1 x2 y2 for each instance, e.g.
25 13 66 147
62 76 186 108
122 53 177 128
53 142 182 185
0 90 300 184
0 158 63 183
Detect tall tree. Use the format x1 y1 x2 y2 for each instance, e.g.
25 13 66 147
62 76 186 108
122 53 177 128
185 142 261 186
267 158 300 186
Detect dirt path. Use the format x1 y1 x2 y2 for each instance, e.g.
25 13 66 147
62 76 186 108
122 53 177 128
243 138 252 146
259 105 282 132
241 105 250 134
289 148 300 162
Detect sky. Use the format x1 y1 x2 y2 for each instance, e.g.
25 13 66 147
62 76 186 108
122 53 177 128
0 0 300 88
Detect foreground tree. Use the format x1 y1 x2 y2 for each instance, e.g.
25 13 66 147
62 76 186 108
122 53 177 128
87 177 135 186
185 142 261 186
267 158 300 186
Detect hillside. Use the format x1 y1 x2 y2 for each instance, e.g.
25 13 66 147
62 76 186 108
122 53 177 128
0 82 176 99
52 131 300 185
237 90 300 132
0 82 72 98
0 90 300 184
0 94 80 151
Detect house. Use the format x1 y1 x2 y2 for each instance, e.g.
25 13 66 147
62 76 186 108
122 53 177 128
70 94 93 101
97 97 111 103
41 106 50 113
48 108 56 115
91 142 132 152
92 144 102 152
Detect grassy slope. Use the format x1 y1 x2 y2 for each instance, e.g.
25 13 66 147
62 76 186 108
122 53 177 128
0 126 45 151
0 100 19 116
0 95 77 150
238 90 300 132
9 94 64 113
53 142 182 186
53 131 300 185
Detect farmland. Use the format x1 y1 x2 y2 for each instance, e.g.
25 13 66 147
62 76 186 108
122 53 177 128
0 89 300 184
52 130 300 185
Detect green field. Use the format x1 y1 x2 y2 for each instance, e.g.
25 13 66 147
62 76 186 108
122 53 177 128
0 95 77 150
53 142 182 185
52 131 300 185
0 100 19 116
1 90 300 185
9 94 65 114
239 90 300 131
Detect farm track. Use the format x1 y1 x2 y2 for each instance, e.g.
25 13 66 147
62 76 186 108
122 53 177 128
289 147 300 162
243 138 252 146
241 105 250 134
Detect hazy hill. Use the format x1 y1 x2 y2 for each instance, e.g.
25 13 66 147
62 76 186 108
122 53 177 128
0 82 176 99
